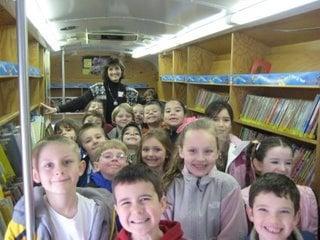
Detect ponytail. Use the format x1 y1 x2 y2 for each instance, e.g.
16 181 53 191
245 140 260 183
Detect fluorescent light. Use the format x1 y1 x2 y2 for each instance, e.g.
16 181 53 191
231 0 265 12
177 18 232 45
132 37 177 58
148 38 179 55
230 0 318 24
26 0 60 51
132 11 232 58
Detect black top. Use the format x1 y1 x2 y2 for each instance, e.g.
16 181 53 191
58 80 127 124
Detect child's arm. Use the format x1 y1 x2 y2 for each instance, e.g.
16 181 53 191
218 187 248 240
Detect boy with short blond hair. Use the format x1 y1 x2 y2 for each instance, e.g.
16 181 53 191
246 172 315 240
89 139 129 192
108 103 134 139
5 135 114 239
113 164 183 240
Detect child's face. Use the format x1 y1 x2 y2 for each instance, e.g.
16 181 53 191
145 95 154 102
56 126 77 141
96 148 128 179
115 109 133 129
254 146 293 177
33 143 85 195
88 101 103 115
114 181 166 239
144 104 162 125
211 108 232 137
122 127 141 147
164 100 185 128
133 105 144 125
247 192 299 240
83 115 103 127
80 127 106 159
141 137 166 172
179 129 218 177
108 64 122 83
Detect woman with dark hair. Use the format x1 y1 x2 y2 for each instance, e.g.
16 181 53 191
42 57 127 123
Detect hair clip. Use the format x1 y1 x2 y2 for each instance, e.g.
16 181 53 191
256 142 261 151
251 140 260 151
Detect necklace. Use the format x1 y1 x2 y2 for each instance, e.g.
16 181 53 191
106 83 118 106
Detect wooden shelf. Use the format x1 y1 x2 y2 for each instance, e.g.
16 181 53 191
0 5 15 26
0 104 39 127
232 84 320 89
0 76 16 80
235 119 317 145
157 9 320 195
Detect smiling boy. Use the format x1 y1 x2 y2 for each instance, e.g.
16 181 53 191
246 172 315 240
5 135 114 239
89 139 129 192
113 164 183 240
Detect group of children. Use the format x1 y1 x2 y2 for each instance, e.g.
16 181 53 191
4 96 318 240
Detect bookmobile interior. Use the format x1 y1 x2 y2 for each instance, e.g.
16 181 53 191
0 0 320 237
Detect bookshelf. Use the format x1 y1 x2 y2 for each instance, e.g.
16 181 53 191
0 5 49 236
157 9 320 199
0 6 48 128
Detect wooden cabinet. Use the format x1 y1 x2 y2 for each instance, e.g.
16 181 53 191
0 5 48 127
157 9 320 197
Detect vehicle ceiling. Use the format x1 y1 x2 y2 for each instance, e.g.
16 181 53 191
1 0 320 56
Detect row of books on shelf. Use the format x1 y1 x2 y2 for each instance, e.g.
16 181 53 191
194 89 229 110
0 113 51 237
240 127 316 186
0 115 49 183
240 94 320 140
160 71 320 86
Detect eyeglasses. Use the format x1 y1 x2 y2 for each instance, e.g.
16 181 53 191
100 152 127 161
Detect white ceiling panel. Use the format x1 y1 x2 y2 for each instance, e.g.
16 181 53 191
5 0 318 54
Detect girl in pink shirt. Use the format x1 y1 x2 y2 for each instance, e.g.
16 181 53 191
163 118 248 239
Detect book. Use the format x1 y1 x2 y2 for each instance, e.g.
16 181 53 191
0 197 13 225
0 133 22 178
302 94 320 133
305 96 320 136
0 144 15 183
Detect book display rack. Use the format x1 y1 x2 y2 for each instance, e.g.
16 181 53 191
157 10 320 198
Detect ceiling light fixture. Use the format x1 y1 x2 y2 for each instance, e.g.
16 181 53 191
230 0 318 24
132 0 318 58
132 10 231 58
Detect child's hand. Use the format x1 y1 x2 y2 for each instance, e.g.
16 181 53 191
40 103 58 114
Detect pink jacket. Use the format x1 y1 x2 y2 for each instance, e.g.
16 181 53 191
241 185 318 236
226 134 254 188
164 166 248 240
